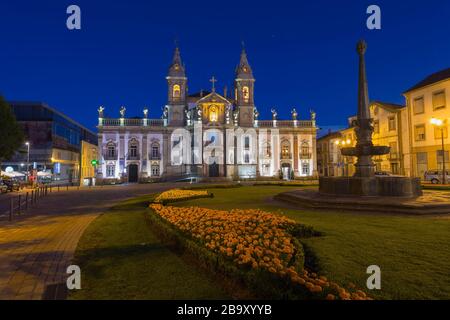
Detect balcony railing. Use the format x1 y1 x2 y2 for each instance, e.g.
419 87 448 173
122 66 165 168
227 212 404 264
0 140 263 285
281 153 292 159
103 153 118 160
259 120 314 128
100 118 164 127
300 153 312 159
127 153 141 160
149 154 161 160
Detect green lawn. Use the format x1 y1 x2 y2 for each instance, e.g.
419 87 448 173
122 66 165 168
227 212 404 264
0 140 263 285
174 186 450 300
70 186 450 300
69 196 228 300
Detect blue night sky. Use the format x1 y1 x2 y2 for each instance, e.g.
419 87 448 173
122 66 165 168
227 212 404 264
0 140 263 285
1 0 449 133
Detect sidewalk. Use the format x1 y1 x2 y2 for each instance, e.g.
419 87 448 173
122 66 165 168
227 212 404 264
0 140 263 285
0 183 174 300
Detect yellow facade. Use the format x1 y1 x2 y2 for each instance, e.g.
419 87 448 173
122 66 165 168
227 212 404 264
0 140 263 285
80 140 99 185
404 77 450 178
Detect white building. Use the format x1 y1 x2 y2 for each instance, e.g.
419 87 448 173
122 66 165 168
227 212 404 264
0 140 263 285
97 47 318 182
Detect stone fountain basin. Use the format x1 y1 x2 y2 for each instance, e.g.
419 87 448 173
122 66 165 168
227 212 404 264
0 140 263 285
340 146 390 157
319 176 422 198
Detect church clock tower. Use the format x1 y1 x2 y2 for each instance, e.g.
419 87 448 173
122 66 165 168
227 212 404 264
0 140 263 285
235 47 255 127
166 46 187 126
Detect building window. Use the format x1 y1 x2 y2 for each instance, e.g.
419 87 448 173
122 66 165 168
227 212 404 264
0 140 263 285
244 136 250 149
130 145 137 157
373 120 380 134
434 125 448 140
388 116 396 131
413 97 425 114
242 86 250 103
173 84 181 99
416 152 428 177
301 142 310 155
151 144 160 159
151 165 160 176
433 90 446 110
106 165 115 177
265 143 271 157
302 162 310 175
244 154 250 163
414 124 426 141
209 106 218 122
437 150 450 171
389 142 398 159
107 145 115 157
281 143 290 159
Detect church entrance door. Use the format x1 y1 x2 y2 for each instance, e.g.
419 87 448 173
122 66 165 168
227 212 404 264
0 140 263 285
209 162 219 177
128 164 138 183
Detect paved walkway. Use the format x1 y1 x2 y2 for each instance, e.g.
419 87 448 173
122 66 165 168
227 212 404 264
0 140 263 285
0 183 176 300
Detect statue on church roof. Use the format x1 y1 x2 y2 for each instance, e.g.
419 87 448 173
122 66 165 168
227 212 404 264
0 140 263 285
143 107 149 119
254 108 259 120
162 106 168 119
291 108 298 120
271 108 277 120
119 106 126 118
310 109 316 121
98 106 104 118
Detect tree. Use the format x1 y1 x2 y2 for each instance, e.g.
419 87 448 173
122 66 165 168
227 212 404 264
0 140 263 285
0 96 24 170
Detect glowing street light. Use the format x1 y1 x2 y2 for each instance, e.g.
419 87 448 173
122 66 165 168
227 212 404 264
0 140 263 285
25 142 30 182
430 118 446 184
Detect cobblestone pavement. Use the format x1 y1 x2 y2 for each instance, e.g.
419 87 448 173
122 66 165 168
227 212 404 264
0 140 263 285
0 183 177 300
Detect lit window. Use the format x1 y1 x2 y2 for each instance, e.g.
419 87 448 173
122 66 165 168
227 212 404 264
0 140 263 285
242 86 250 103
209 106 218 122
173 85 181 99
415 124 426 141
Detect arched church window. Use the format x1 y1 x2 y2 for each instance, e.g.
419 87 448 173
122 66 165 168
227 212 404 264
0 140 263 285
281 141 290 159
244 136 250 150
301 142 310 156
106 142 116 158
173 84 181 99
151 142 160 160
243 86 250 103
129 139 139 158
209 106 218 122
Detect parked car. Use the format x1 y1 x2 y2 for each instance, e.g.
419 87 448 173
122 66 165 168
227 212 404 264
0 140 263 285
0 181 8 194
3 179 20 192
424 170 450 184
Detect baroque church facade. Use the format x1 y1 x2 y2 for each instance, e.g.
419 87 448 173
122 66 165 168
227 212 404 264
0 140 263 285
96 47 318 182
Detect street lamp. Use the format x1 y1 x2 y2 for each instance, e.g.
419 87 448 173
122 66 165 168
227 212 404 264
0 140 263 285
25 142 30 182
430 118 446 184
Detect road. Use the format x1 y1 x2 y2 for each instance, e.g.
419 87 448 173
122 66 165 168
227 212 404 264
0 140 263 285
0 183 179 300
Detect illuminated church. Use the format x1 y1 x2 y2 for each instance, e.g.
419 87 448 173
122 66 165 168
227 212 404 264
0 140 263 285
97 47 318 182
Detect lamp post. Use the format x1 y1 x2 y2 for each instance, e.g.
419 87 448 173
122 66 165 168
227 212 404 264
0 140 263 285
430 118 446 184
25 142 30 182
335 139 348 176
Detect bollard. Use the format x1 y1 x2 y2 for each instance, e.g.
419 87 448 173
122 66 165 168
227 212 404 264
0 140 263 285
9 197 14 221
31 190 34 205
18 195 21 215
25 192 29 210
66 185 69 191
58 185 60 192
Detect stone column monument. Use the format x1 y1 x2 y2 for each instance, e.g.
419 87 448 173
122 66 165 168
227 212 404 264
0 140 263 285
319 40 422 198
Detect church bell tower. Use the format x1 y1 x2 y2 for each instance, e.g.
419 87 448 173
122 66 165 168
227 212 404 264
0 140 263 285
235 46 255 127
166 46 187 126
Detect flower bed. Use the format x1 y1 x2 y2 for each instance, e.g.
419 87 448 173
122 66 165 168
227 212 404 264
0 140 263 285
148 190 371 300
154 189 213 205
